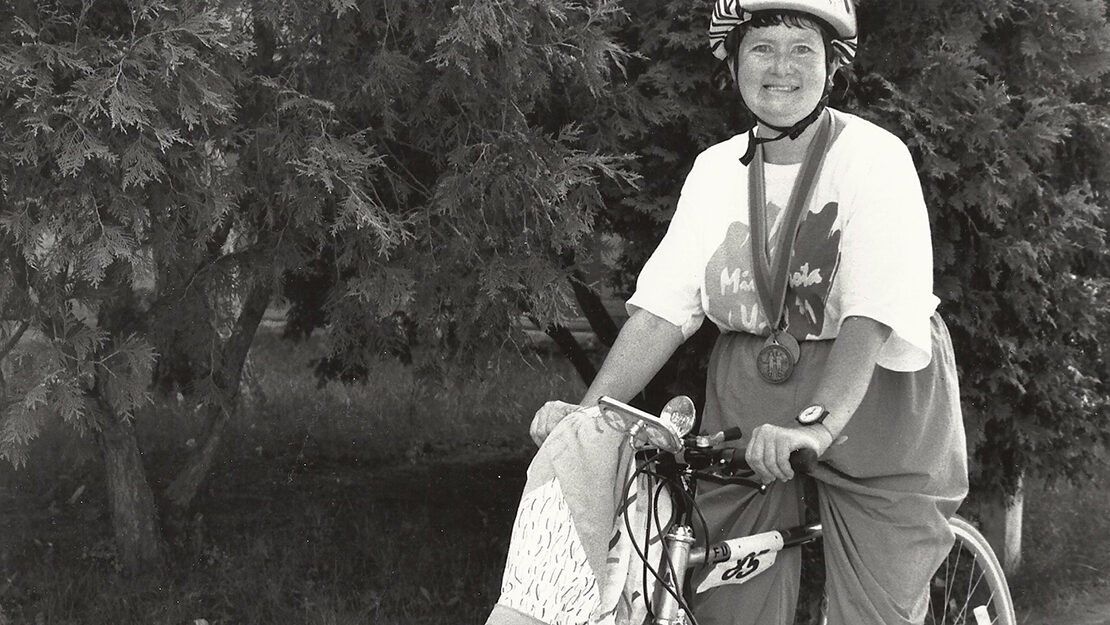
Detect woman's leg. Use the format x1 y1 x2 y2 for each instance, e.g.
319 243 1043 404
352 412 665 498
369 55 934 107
689 478 806 625
817 477 956 625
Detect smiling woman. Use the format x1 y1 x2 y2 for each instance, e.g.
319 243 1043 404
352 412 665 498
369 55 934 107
489 1 971 624
732 22 828 140
713 7 856 165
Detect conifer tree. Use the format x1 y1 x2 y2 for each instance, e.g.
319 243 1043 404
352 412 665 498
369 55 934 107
0 0 637 573
849 0 1110 494
1 0 1106 576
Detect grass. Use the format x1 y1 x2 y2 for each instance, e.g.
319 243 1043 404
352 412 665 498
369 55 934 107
0 332 584 624
0 331 1107 624
1008 470 1110 624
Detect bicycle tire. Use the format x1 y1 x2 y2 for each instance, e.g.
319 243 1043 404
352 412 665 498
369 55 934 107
925 515 1016 625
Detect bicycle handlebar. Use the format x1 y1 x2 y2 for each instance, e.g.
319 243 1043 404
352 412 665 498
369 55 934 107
686 446 817 488
602 396 825 624
789 448 819 474
598 395 821 486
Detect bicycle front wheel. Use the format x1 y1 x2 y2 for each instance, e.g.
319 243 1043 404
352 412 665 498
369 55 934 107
925 515 1016 625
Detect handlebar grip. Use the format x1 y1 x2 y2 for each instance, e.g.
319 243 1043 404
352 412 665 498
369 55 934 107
789 448 819 474
720 447 819 475
721 427 743 442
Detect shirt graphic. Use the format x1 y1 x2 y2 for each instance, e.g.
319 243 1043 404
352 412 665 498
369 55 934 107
627 109 941 371
786 201 841 337
704 201 841 339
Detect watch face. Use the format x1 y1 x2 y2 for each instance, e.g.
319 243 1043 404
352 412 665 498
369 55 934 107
798 405 827 425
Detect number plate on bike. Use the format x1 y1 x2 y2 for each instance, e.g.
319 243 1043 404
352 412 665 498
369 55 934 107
696 530 785 593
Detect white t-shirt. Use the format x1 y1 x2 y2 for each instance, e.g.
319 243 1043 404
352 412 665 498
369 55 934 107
626 109 938 372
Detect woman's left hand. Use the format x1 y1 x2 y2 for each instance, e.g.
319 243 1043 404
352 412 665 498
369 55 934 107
745 423 834 483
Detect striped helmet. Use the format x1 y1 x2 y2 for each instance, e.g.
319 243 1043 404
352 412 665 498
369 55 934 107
709 0 858 64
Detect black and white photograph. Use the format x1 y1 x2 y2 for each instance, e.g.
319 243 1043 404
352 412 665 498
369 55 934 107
0 1 1107 623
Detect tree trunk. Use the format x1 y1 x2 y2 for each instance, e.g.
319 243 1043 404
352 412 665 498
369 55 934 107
568 278 696 411
570 273 619 348
164 401 233 510
539 318 597 384
979 474 1024 574
87 277 166 575
95 406 165 574
163 278 271 515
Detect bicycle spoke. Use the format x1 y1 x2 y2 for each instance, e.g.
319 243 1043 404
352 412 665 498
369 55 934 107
925 518 1015 625
947 539 962 623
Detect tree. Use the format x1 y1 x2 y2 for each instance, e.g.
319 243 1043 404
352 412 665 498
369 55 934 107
0 0 410 571
279 0 641 381
0 0 256 572
0 0 639 574
849 0 1110 495
3 0 1106 577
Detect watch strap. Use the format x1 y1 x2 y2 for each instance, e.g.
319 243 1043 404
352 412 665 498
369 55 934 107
796 405 830 425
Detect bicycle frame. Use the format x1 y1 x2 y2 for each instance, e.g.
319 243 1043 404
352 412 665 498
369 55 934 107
632 445 822 625
599 395 1015 625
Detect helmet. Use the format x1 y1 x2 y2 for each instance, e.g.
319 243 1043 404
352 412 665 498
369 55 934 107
709 0 858 63
707 0 859 164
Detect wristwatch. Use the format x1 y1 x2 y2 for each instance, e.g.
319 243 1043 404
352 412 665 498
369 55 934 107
796 405 830 426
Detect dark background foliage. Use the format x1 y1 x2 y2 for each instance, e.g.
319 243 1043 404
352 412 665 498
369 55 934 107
0 0 1106 574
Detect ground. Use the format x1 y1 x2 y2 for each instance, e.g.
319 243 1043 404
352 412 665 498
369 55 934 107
1 430 1107 623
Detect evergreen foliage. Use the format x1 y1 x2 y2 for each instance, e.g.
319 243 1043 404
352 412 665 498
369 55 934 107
0 0 640 570
0 0 1107 570
583 0 1110 495
289 0 639 380
0 0 254 466
849 0 1110 493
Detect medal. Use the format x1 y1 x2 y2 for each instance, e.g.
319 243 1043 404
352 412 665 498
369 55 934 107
757 331 800 384
746 112 834 384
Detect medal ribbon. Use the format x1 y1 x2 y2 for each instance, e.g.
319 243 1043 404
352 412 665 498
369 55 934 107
748 111 835 337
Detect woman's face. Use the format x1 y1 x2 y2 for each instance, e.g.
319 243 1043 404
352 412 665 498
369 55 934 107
733 23 828 129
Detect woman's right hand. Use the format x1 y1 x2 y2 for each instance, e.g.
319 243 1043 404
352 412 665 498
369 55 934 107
529 400 583 447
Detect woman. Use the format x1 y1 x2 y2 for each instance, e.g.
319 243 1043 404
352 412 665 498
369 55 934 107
515 1 968 623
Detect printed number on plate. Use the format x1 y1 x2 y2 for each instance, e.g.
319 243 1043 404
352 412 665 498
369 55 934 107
696 530 785 593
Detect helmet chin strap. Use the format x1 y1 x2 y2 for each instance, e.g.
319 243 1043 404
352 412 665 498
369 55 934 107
739 92 829 165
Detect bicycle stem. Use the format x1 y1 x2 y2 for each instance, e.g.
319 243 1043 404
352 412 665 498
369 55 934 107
651 466 701 624
653 525 696 625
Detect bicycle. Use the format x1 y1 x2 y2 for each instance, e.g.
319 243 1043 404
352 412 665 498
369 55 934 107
596 395 1016 625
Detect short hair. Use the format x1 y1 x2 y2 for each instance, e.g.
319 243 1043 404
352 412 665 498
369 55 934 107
711 9 850 94
722 10 836 65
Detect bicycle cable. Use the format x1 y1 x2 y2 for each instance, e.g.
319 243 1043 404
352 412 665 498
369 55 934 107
639 463 655 619
652 476 702 625
617 460 652 612
638 451 737 625
621 455 703 625
621 461 667 619
621 461 672 620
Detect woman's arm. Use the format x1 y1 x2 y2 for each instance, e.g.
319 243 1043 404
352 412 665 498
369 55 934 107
579 310 686 406
529 309 686 445
745 315 891 482
807 316 892 438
